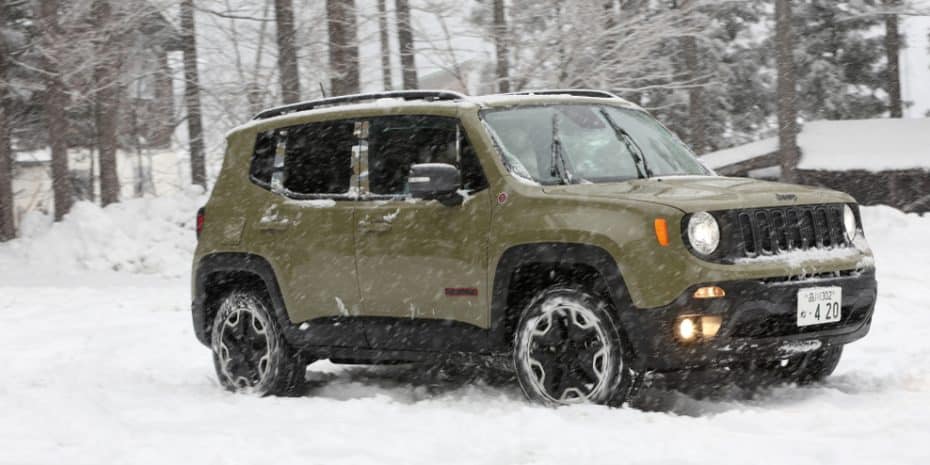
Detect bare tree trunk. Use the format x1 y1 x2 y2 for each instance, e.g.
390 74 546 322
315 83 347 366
181 0 207 188
153 51 174 148
775 0 799 183
682 35 705 154
93 0 121 206
0 36 15 240
37 0 73 221
492 0 510 93
327 0 360 96
884 0 902 118
274 0 301 104
377 0 393 91
395 0 418 90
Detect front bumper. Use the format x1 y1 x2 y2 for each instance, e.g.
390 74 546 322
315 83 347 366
622 270 877 372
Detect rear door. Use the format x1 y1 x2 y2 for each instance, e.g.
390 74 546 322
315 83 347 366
248 120 362 332
354 115 492 348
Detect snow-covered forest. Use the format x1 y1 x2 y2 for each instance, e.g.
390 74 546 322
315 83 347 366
2 0 930 229
2 0 930 464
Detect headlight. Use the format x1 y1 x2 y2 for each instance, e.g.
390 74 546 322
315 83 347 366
843 205 857 241
687 211 720 256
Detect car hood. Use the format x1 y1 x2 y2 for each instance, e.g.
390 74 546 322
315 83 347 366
541 176 854 212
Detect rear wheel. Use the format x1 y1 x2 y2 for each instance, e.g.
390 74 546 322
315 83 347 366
513 287 635 406
210 291 309 396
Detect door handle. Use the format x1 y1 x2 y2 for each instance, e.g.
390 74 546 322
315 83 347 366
359 221 392 233
257 216 291 231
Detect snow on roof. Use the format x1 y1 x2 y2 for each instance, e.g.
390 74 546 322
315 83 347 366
797 118 930 171
14 148 52 164
699 137 777 169
701 118 930 172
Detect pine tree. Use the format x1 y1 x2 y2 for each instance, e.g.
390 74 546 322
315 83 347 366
791 0 886 121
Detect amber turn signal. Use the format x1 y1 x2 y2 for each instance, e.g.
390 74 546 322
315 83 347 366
693 286 726 299
654 218 670 247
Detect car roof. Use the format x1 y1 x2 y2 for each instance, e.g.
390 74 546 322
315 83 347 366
226 90 644 138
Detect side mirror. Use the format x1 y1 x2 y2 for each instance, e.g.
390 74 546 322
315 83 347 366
408 163 462 206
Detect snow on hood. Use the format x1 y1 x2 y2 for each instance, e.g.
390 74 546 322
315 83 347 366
542 176 852 212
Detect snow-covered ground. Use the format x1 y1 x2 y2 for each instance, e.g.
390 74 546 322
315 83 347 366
2 194 930 465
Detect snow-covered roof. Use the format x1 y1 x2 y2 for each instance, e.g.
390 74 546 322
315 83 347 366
700 137 777 169
14 148 52 164
701 118 930 172
797 118 930 171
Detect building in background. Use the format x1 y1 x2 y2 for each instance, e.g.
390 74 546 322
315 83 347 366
701 118 930 212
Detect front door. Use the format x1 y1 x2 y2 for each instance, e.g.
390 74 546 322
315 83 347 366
354 115 491 348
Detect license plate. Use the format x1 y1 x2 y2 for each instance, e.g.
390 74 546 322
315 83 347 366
797 286 842 327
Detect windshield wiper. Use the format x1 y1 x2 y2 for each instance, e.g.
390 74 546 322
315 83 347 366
599 108 652 179
549 112 574 184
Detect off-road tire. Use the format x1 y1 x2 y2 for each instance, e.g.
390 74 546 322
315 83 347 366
513 287 636 406
210 291 309 396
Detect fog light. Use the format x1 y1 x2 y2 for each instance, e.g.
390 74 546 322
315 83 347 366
675 315 723 342
677 317 698 341
701 315 722 338
693 286 725 299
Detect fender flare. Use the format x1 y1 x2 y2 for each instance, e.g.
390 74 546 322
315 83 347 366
488 243 635 350
191 252 294 347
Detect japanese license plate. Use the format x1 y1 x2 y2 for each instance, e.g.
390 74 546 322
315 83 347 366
797 286 842 327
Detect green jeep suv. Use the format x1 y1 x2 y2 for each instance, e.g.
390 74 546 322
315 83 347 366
191 90 877 405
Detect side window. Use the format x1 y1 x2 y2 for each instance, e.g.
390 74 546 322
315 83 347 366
282 120 355 195
368 115 487 195
249 130 276 187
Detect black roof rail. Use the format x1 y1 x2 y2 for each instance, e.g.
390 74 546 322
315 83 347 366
252 90 468 120
507 89 620 99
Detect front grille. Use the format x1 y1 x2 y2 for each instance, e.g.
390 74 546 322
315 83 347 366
730 204 849 258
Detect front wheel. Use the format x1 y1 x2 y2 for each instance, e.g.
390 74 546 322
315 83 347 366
513 287 636 406
210 291 309 396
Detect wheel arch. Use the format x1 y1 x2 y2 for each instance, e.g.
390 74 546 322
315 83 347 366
192 252 291 347
488 242 636 353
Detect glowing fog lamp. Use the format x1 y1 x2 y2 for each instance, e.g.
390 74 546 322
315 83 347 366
675 315 723 342
677 317 698 341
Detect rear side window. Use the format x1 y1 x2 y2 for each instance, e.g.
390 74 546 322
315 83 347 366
249 130 276 187
367 115 487 195
282 121 354 195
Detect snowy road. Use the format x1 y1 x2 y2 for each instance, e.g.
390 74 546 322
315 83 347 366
3 198 930 465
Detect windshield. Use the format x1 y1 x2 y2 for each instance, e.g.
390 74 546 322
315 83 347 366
481 104 711 184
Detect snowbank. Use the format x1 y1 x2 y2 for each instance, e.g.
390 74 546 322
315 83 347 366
0 189 206 278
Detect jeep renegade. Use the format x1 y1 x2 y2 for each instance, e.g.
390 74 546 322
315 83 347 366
191 90 877 405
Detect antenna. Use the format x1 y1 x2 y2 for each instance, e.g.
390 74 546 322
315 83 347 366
319 82 327 98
